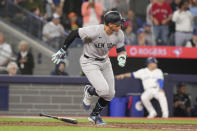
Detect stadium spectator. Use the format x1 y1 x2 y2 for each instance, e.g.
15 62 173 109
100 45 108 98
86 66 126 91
26 7 43 39
22 0 45 14
171 0 181 11
114 0 129 17
124 21 136 45
189 0 197 8
169 0 181 45
42 13 65 48
54 6 66 28
63 0 83 17
127 10 138 32
146 0 156 25
0 0 6 17
6 62 19 76
81 0 103 27
172 0 193 46
97 0 116 12
45 0 64 18
189 0 197 29
143 23 156 46
133 28 151 46
54 6 63 17
173 83 191 117
17 41 34 75
65 12 82 31
51 61 69 76
185 29 197 47
30 7 42 19
0 33 12 67
191 97 197 117
7 0 26 29
150 0 172 45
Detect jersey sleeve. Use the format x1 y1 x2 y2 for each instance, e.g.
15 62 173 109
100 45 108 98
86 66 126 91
133 69 144 79
78 26 98 42
157 69 164 80
116 30 125 49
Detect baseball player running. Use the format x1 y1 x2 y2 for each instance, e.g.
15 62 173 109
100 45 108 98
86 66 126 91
116 57 168 118
52 11 127 125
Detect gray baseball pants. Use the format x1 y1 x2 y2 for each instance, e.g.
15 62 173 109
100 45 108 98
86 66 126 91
80 55 115 101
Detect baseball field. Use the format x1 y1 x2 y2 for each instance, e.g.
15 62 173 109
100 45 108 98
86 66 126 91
0 116 197 131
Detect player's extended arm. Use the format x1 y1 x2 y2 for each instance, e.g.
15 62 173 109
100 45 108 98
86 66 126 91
157 79 164 89
117 47 127 67
115 72 131 80
157 79 165 92
51 29 80 64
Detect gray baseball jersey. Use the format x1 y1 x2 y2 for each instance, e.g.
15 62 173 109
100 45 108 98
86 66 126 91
79 24 125 59
79 24 125 101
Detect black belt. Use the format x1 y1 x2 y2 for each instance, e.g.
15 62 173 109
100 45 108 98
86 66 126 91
84 54 105 61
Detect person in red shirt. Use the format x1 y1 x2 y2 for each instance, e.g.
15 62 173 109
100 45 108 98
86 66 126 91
150 0 173 45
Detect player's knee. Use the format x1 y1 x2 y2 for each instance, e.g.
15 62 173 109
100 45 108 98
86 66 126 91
96 86 110 97
97 88 115 101
107 90 115 101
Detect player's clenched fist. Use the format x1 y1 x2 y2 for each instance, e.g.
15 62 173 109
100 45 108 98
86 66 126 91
51 48 67 64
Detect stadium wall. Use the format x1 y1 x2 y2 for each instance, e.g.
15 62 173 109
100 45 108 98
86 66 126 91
0 76 91 116
0 75 196 116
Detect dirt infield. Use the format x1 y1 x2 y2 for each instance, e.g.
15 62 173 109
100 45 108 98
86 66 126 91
0 121 197 131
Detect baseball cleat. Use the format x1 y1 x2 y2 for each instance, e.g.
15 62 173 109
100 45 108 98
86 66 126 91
83 85 93 110
162 113 169 118
88 114 106 125
147 111 157 118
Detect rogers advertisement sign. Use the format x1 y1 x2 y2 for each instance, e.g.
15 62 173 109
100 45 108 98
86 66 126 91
108 46 197 59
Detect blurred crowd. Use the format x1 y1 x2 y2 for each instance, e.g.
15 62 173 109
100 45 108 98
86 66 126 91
0 0 197 74
0 0 197 48
0 32 69 76
0 33 35 76
0 0 197 73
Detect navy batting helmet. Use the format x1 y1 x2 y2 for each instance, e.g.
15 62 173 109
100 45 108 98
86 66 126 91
104 11 124 25
146 57 158 65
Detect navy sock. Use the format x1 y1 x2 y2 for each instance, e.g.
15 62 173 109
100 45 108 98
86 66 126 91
98 97 109 107
91 97 109 116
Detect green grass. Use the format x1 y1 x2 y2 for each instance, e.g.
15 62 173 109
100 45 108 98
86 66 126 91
0 118 196 131
0 118 59 123
1 118 196 125
0 126 166 131
104 118 197 125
